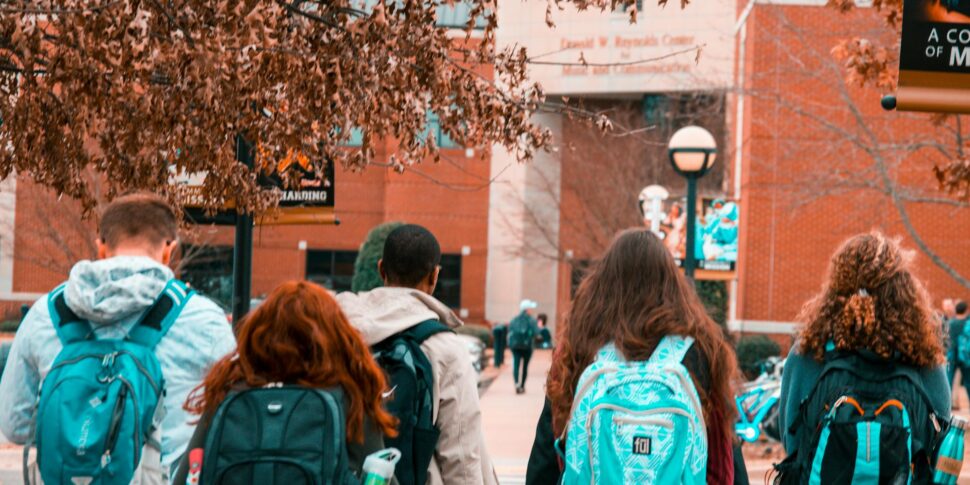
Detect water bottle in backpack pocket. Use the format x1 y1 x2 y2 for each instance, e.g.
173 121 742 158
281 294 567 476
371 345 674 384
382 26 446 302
30 280 192 485
559 336 708 484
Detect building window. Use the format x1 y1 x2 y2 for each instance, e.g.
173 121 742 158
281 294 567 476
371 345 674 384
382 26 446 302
642 94 669 128
433 254 462 309
179 245 234 312
422 111 461 149
436 2 487 30
342 127 364 147
306 250 359 292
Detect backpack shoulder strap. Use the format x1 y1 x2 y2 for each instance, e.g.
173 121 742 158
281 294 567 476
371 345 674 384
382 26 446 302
401 319 454 345
127 279 195 349
648 335 695 365
48 283 93 345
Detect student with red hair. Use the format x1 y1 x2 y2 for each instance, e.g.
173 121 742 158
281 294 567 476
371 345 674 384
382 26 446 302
174 281 398 484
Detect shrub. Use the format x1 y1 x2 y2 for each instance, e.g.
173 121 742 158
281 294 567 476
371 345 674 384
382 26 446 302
0 320 19 333
456 323 493 348
736 335 782 380
351 221 405 293
696 280 728 329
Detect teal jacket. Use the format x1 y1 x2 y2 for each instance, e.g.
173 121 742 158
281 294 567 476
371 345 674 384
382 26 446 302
0 256 237 477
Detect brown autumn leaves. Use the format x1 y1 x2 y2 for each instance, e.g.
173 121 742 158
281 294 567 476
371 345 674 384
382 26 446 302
0 0 569 214
0 0 966 215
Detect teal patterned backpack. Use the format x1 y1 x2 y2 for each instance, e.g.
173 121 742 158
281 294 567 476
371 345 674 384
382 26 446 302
560 335 707 484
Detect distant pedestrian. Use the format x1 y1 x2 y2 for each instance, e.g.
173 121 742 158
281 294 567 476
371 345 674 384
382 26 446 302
337 224 498 485
174 281 398 485
950 300 970 407
536 313 552 349
0 193 235 482
528 229 745 484
776 232 949 483
508 299 539 394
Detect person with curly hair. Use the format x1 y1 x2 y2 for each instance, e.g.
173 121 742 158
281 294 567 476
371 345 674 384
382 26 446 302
777 232 951 480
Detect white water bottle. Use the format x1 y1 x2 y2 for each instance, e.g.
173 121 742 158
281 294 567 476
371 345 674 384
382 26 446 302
362 448 401 485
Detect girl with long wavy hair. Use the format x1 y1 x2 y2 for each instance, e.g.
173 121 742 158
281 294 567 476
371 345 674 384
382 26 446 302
777 232 950 480
173 281 398 483
526 229 743 484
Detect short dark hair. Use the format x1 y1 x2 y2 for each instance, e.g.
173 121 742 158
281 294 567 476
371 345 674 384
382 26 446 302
99 193 178 249
957 301 968 315
382 224 441 287
537 313 548 325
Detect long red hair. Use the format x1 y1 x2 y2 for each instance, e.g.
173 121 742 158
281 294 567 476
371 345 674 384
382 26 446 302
185 281 397 442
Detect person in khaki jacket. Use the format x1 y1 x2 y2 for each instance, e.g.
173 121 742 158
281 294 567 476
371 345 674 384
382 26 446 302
337 224 498 485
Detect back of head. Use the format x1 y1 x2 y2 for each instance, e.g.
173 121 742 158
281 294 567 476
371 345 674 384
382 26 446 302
382 224 441 287
548 228 737 435
186 281 396 441
99 193 177 251
958 300 969 317
798 232 943 367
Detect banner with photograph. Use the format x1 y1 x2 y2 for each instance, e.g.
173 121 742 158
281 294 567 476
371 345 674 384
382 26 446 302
896 0 970 112
642 195 738 275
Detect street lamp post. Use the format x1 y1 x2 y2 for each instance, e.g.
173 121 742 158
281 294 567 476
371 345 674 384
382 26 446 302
668 126 717 280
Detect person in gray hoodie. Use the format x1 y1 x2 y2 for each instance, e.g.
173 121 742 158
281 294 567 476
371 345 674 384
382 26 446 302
0 193 236 481
337 224 498 485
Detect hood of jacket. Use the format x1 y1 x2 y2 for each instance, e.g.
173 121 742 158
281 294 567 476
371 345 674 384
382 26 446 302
64 256 174 325
336 286 463 345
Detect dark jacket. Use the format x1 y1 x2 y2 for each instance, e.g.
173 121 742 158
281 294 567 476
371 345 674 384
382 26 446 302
525 345 749 485
173 392 394 485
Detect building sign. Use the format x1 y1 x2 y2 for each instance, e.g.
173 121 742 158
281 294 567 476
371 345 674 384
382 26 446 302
176 154 336 226
896 0 970 112
497 0 734 95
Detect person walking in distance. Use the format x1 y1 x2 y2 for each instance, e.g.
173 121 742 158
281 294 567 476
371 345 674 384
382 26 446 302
950 300 970 408
508 299 540 394
0 193 236 483
337 224 498 485
776 232 950 483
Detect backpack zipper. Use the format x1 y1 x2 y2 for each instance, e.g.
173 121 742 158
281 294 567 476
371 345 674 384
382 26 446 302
50 350 161 396
101 384 128 469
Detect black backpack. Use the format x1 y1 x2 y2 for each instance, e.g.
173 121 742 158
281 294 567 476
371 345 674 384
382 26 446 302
372 319 453 485
774 351 942 485
507 314 535 350
201 386 356 485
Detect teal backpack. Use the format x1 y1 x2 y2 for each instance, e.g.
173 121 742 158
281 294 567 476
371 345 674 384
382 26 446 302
559 335 707 484
28 279 193 485
507 313 536 351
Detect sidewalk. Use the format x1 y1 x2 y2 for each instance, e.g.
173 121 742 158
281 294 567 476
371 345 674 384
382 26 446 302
480 349 552 485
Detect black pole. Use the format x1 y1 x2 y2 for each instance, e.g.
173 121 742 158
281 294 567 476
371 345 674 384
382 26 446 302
232 135 254 324
684 173 698 280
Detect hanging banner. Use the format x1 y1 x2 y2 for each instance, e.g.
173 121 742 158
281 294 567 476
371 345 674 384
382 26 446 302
641 192 739 280
896 0 970 113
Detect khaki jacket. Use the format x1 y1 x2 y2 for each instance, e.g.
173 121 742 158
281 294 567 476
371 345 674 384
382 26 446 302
337 287 499 485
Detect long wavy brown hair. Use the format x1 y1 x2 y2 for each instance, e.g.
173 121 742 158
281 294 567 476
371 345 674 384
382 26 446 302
547 229 739 436
185 281 397 442
798 232 944 368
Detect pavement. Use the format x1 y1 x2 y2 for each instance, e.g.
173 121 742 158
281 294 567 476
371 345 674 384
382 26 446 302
480 350 552 485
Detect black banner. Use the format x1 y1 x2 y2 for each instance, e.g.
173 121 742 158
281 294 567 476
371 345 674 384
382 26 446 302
900 0 970 73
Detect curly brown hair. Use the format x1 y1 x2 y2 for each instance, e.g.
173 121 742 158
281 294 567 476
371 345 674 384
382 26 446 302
798 232 944 368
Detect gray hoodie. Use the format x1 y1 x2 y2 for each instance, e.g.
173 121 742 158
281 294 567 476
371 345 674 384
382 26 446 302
0 256 236 478
337 287 498 485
